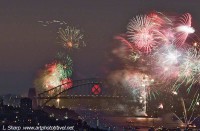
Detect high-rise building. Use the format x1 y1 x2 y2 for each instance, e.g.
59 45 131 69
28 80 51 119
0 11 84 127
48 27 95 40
28 88 37 109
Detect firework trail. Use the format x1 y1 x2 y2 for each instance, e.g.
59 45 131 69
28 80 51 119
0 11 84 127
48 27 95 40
113 35 141 62
175 13 195 46
178 97 200 127
37 20 67 27
173 47 200 92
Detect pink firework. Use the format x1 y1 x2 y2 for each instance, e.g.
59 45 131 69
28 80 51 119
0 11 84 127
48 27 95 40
61 78 73 89
175 13 195 46
149 13 166 25
149 12 175 44
114 34 137 51
46 62 57 73
43 62 61 89
113 34 141 62
127 15 163 53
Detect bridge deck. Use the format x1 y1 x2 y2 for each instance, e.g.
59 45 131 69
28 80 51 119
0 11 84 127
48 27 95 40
37 95 128 99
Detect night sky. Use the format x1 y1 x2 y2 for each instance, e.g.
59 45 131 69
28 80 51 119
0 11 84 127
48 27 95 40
0 0 200 95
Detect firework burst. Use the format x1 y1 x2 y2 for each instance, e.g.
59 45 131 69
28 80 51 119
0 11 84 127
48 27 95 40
127 15 165 53
56 52 73 77
174 47 200 91
35 60 73 93
150 44 181 83
58 26 85 49
61 78 73 89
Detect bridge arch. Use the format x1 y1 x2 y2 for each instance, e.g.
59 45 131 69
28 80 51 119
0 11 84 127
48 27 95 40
36 78 116 106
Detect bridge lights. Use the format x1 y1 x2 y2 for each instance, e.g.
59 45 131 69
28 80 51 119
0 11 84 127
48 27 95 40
56 98 60 108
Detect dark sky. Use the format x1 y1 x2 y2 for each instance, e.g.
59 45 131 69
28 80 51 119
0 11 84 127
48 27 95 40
0 0 200 95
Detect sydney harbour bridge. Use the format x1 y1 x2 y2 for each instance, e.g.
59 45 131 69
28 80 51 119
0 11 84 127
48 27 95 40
27 77 148 118
34 78 130 107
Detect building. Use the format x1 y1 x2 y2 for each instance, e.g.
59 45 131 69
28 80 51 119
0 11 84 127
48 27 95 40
28 88 37 109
